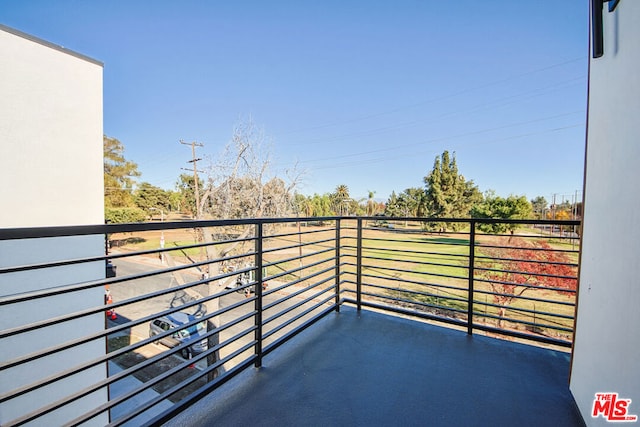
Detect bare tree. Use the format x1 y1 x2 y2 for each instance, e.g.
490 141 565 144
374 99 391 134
190 118 302 380
200 119 301 220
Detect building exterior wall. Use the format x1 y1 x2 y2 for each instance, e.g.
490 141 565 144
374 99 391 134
0 26 108 425
0 26 103 227
570 2 640 425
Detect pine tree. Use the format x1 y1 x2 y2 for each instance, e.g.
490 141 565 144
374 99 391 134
424 151 481 230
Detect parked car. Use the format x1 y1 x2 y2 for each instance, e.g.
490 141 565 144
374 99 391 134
149 312 207 359
106 260 116 278
225 264 268 296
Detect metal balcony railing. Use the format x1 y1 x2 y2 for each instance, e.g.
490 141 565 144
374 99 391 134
0 216 580 426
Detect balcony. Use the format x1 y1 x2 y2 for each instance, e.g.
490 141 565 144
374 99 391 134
0 217 584 426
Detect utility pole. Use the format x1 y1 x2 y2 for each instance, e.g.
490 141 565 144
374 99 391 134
180 140 204 218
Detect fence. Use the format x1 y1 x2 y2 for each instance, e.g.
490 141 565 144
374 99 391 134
0 216 580 426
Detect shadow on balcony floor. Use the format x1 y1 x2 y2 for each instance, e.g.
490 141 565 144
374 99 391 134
164 306 584 427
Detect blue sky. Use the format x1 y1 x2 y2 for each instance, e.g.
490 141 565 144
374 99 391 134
2 1 589 204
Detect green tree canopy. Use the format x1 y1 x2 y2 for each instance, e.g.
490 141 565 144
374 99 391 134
133 182 171 217
105 207 146 224
311 193 333 217
294 193 335 221
424 151 481 230
385 188 425 217
175 173 197 217
104 135 140 209
530 196 548 219
384 191 401 217
471 191 533 233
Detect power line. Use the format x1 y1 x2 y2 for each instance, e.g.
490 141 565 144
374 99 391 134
281 75 586 148
279 56 585 136
299 110 584 165
305 123 583 171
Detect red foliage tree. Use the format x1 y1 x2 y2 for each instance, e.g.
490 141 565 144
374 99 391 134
477 237 577 328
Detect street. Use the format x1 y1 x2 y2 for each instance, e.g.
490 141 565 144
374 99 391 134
107 256 333 371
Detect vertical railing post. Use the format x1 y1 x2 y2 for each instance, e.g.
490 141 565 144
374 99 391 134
335 219 341 312
467 220 476 335
356 218 363 311
254 222 263 367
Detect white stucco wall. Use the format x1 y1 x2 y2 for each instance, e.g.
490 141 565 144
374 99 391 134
0 26 103 227
0 26 108 426
570 2 640 425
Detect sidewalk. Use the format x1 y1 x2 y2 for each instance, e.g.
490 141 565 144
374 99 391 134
108 361 174 426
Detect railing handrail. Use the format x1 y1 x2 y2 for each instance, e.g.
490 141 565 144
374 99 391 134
0 216 580 241
0 215 581 426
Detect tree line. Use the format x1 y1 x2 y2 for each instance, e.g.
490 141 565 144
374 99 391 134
105 129 571 230
104 120 300 224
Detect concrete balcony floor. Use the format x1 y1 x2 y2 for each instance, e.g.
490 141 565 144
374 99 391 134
164 306 584 427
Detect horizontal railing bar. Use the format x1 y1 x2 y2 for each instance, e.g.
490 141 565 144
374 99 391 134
0 216 579 241
109 332 259 426
472 288 576 307
262 291 336 341
362 227 472 237
0 283 252 371
357 216 580 226
263 268 336 309
361 244 470 259
262 236 336 256
474 254 579 268
0 234 258 274
472 299 575 320
359 273 467 294
471 322 572 347
360 236 471 247
472 312 574 333
360 286 468 316
346 299 573 347
0 255 108 275
261 257 335 290
356 273 575 311
262 247 335 277
0 217 346 241
263 281 337 331
262 304 337 356
360 288 467 314
475 242 579 254
473 265 579 281
343 238 468 249
362 254 468 272
344 298 468 328
261 252 337 279
98 340 259 427
264 225 335 240
8 320 258 427
0 249 255 306
363 281 468 305
10 308 251 424
140 357 258 427
358 261 468 282
472 276 578 294
0 267 245 339
475 232 580 241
